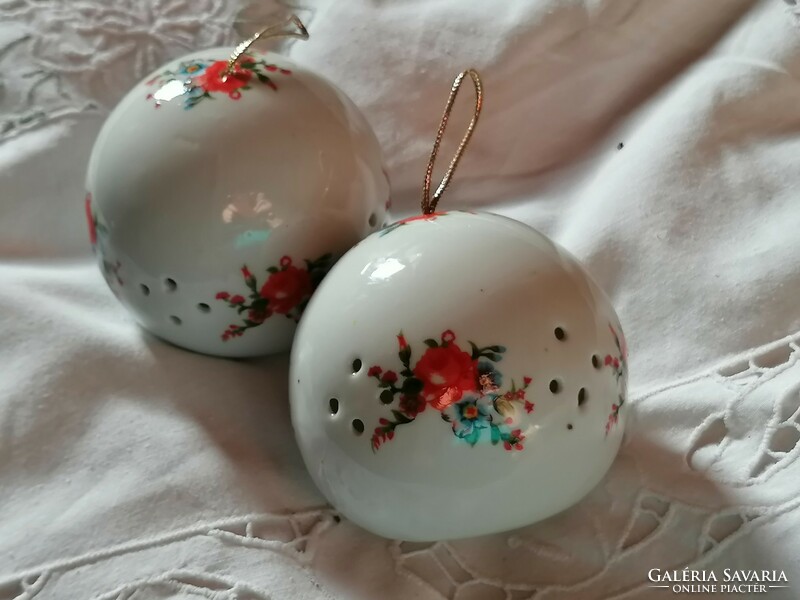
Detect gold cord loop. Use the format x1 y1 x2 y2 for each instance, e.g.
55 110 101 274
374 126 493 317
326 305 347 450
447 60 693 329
421 69 483 214
223 14 309 79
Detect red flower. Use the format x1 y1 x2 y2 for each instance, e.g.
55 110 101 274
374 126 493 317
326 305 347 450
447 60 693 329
613 358 620 369
195 60 252 93
85 193 97 245
399 394 426 417
241 266 253 280
216 292 230 300
230 295 245 304
382 370 398 384
515 389 525 399
259 265 312 313
441 329 456 344
503 441 512 451
248 307 271 324
397 333 408 351
605 355 614 366
396 212 445 225
414 343 477 411
368 366 382 377
280 256 292 268
523 376 532 386
524 401 535 414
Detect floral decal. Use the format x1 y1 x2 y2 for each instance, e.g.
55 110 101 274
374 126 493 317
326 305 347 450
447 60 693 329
85 193 123 290
145 54 292 109
368 330 533 452
605 323 628 434
379 212 446 237
216 254 333 341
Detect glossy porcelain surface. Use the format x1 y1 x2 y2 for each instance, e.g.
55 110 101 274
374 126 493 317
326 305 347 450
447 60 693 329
290 211 628 541
85 48 390 357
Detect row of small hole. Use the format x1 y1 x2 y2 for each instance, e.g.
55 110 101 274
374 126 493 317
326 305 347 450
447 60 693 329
339 334 605 435
140 279 211 325
329 398 365 435
141 278 178 295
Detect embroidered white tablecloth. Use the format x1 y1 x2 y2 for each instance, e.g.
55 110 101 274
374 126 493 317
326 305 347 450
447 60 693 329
2 0 800 598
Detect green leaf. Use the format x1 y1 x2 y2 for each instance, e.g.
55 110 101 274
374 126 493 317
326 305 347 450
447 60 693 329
469 341 480 360
490 424 501 444
391 410 413 425
423 338 438 348
465 428 480 446
256 72 270 84
399 346 411 368
267 266 278 274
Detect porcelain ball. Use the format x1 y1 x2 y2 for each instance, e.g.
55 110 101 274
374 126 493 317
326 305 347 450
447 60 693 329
290 210 628 540
85 48 390 356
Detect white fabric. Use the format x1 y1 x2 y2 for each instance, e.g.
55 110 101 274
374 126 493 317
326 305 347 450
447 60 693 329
2 0 800 597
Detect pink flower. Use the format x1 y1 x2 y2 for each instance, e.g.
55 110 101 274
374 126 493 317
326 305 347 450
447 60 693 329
397 333 408 351
441 329 456 344
524 401 535 413
605 355 614 366
280 256 292 268
85 194 97 245
215 292 230 300
230 295 245 304
241 266 253 280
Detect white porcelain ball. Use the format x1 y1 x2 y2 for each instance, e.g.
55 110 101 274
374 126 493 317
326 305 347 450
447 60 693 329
290 210 628 540
85 48 389 356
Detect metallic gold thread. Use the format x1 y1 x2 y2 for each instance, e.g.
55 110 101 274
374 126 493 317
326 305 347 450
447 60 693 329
421 69 483 215
223 14 309 80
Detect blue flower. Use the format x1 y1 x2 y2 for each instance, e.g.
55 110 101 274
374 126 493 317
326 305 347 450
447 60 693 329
176 60 210 78
444 394 493 445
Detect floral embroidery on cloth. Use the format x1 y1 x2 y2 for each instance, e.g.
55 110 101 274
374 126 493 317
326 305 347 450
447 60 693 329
368 330 533 452
145 55 292 109
216 254 333 341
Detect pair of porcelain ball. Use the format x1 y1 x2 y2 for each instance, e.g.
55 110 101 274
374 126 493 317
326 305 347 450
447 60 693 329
87 47 628 541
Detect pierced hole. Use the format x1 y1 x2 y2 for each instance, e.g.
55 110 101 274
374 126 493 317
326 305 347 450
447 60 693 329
554 327 566 341
592 354 601 369
368 213 377 227
567 423 574 430
352 358 362 373
549 379 561 394
197 303 210 313
578 388 588 406
169 315 182 325
352 419 364 435
140 284 150 296
329 398 339 415
164 278 177 292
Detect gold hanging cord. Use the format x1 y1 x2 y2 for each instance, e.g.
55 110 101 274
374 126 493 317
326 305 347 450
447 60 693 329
223 14 309 80
421 69 483 214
